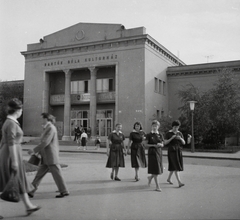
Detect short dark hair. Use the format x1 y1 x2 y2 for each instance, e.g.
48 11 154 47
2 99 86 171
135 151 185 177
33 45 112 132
41 113 56 124
133 122 142 130
115 123 122 127
172 120 181 127
7 98 22 114
152 120 160 127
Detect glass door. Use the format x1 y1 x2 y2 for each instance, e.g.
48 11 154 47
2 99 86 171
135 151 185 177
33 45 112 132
97 118 112 137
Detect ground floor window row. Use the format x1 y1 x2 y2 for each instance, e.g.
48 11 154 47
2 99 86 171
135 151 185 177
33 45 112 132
71 110 113 137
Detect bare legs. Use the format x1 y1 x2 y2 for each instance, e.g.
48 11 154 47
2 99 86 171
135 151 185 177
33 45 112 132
21 193 41 215
167 171 184 187
111 167 120 180
148 174 161 191
134 168 139 181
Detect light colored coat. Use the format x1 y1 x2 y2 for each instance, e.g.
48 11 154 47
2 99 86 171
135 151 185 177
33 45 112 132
33 122 59 165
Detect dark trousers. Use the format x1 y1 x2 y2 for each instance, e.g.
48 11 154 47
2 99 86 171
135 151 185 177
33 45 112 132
32 164 68 194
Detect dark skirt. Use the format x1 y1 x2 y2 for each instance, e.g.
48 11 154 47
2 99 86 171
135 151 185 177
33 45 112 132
168 146 183 171
131 143 147 168
81 137 87 146
106 144 125 168
148 147 163 175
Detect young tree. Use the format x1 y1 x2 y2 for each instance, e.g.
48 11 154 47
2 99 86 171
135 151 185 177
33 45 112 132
177 69 240 147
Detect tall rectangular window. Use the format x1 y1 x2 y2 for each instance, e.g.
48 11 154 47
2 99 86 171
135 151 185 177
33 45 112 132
84 81 88 93
154 77 158 92
109 79 113 91
158 79 162 94
163 81 166 95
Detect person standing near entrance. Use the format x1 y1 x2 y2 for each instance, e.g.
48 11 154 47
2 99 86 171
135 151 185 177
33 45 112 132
127 122 147 181
164 120 185 187
106 123 126 181
74 126 81 142
80 130 88 150
28 113 69 198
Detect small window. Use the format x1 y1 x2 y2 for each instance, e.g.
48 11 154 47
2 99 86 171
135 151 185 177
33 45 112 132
158 80 162 94
163 81 166 95
154 78 158 92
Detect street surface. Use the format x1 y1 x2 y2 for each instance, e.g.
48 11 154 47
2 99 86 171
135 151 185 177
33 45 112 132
0 152 240 220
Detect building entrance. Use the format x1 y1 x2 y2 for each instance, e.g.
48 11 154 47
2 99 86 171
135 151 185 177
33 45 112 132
97 118 112 137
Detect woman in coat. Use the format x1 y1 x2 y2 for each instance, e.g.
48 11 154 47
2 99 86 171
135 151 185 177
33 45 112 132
0 98 40 216
164 120 185 187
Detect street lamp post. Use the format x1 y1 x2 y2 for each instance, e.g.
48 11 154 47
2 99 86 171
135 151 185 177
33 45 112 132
188 101 197 153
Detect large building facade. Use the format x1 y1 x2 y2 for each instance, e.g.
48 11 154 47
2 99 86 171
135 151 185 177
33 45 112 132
21 22 240 140
21 23 184 139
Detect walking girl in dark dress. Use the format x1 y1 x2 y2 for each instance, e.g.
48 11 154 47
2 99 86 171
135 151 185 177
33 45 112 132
106 123 126 181
127 122 147 181
144 120 164 192
0 99 40 216
164 120 185 187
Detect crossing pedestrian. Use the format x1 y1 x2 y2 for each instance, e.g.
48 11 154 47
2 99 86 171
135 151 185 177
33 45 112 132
28 113 69 198
127 122 147 181
0 98 41 216
164 120 185 187
106 123 126 181
144 120 164 192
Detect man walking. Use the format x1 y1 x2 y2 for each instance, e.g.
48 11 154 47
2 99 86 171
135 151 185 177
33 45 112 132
28 113 69 198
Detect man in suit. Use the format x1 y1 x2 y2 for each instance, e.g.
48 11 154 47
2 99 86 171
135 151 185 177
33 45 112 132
28 113 69 198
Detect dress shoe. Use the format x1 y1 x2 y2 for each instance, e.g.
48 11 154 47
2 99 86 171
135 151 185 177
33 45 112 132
179 183 185 188
114 177 121 181
26 205 41 216
135 177 140 182
55 192 70 198
155 188 162 192
167 179 173 185
110 172 113 180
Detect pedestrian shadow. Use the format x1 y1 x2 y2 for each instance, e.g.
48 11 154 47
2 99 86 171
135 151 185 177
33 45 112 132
31 184 151 200
68 180 113 185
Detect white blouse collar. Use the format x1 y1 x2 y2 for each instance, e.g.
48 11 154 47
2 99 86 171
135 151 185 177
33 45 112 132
112 130 122 134
133 129 143 133
7 115 20 125
151 130 159 134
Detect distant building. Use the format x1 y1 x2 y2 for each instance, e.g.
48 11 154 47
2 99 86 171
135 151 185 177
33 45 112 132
20 22 240 140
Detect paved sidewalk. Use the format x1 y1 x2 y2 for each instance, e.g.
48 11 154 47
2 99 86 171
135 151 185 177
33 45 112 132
22 142 240 161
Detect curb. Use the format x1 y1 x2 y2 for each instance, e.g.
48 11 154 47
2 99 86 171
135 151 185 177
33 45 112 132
22 149 240 161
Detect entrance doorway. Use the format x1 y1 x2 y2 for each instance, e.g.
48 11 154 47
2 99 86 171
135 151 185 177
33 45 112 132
97 118 112 137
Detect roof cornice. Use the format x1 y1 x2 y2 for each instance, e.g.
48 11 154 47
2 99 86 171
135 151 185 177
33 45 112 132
21 34 185 66
167 60 240 76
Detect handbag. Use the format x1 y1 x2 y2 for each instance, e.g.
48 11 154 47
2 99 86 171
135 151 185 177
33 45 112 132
0 173 20 203
28 154 41 166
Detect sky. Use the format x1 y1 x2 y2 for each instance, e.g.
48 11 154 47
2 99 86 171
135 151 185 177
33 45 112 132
0 0 240 81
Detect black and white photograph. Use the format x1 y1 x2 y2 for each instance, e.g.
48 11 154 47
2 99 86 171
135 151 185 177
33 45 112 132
0 0 240 219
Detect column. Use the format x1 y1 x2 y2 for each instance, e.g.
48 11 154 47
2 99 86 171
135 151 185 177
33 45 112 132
42 72 49 113
62 69 72 141
89 67 98 137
